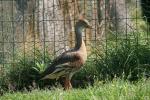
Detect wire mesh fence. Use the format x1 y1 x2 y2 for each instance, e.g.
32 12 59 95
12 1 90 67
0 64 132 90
0 0 150 78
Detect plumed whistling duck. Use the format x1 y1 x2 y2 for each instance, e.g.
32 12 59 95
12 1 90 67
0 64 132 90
40 17 91 90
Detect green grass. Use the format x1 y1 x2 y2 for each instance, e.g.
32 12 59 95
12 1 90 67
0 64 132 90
1 79 150 100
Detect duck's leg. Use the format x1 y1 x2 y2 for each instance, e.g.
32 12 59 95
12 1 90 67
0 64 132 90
64 76 72 90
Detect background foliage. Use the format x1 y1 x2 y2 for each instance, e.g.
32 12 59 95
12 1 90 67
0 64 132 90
0 0 150 95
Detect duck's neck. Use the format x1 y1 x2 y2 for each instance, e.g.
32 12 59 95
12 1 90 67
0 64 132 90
74 25 84 50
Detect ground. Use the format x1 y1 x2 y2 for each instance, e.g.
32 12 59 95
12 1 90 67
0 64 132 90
0 79 150 100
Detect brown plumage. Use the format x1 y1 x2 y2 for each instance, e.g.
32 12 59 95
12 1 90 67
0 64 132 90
40 17 91 90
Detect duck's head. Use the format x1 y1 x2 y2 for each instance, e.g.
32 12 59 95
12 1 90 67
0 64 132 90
77 19 91 29
76 13 92 29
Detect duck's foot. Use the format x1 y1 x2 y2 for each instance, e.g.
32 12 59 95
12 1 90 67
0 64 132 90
64 77 72 90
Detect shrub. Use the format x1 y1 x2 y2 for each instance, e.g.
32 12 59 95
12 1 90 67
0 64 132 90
0 49 53 91
94 39 150 81
1 36 150 92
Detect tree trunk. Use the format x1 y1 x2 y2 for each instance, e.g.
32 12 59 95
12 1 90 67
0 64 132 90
97 0 135 35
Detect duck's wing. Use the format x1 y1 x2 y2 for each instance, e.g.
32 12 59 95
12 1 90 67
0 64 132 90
40 52 80 79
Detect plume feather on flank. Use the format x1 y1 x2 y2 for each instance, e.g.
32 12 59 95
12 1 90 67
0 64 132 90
39 51 80 80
